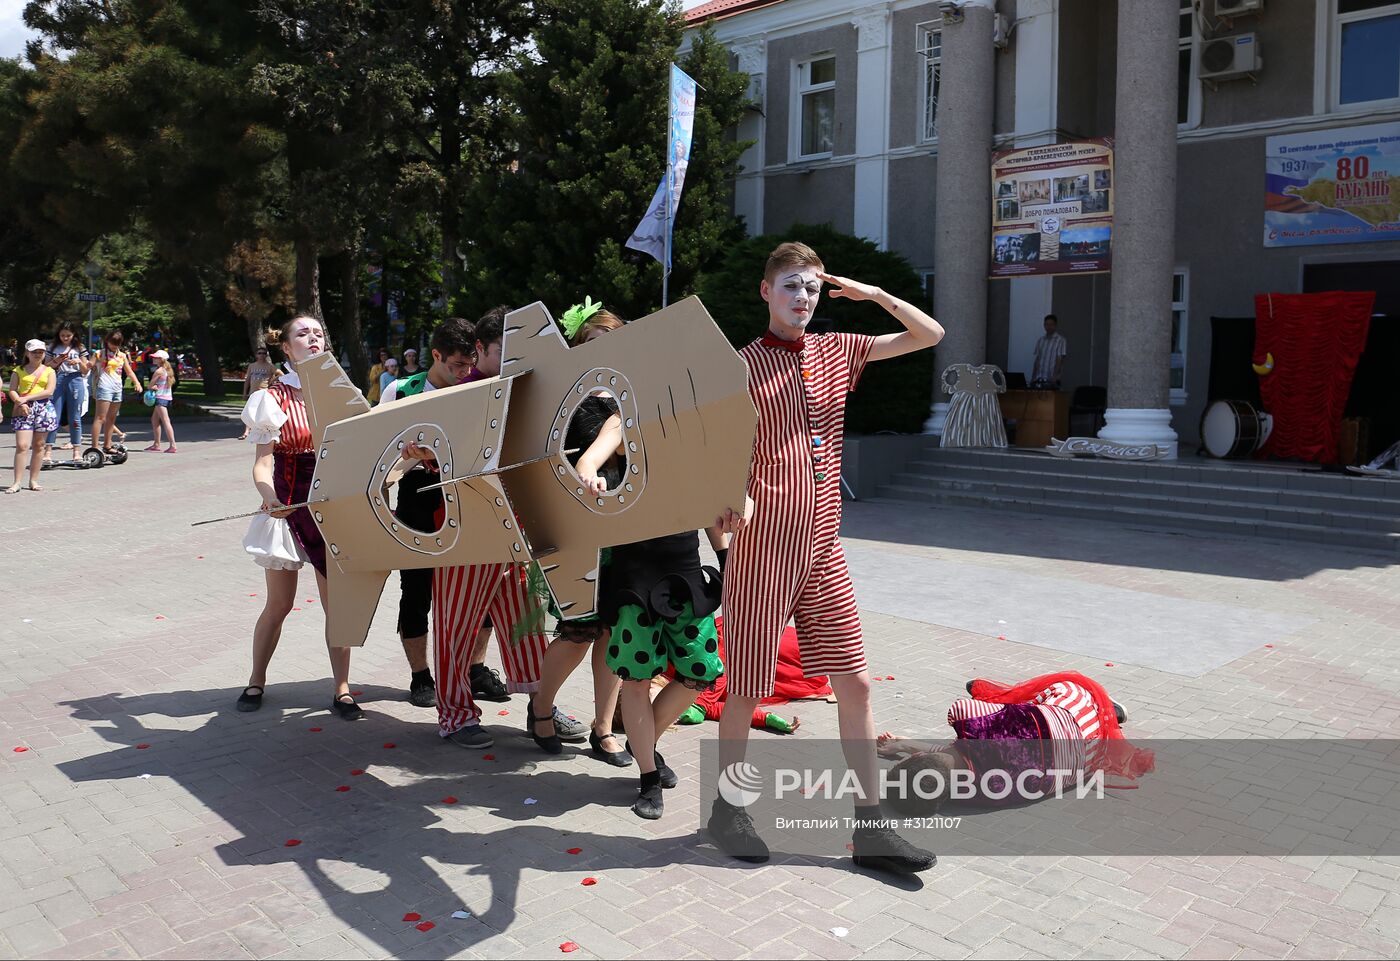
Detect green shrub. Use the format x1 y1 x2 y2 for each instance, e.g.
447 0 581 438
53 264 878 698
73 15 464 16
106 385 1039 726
693 223 932 434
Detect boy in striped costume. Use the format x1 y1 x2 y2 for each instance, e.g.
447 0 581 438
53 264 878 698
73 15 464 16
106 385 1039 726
709 242 945 874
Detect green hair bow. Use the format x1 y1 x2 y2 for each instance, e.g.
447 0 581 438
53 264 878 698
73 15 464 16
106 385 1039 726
560 296 603 339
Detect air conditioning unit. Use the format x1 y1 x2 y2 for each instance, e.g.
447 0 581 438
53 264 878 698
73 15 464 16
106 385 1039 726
1215 0 1263 17
1199 32 1261 82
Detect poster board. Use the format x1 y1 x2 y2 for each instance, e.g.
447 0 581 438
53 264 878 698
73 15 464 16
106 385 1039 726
990 139 1114 278
1264 121 1400 247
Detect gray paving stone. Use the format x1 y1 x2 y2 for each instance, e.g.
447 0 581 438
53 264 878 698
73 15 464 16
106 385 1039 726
3 424 1400 958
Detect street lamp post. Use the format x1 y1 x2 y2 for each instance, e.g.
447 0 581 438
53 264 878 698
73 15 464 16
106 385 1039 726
82 261 102 351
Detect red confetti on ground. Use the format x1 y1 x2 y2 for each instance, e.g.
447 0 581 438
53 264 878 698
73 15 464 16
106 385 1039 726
560 943 580 954
135 743 150 750
248 593 258 597
196 556 204 559
13 747 28 753
1104 662 1115 667
566 847 582 855
497 710 509 716
871 677 881 682
335 785 350 792
292 607 301 612
350 769 365 776
284 839 301 847
309 727 323 733
580 877 597 886
383 743 396 749
402 912 421 922
155 615 166 620
885 675 895 681
482 754 495 761
998 635 1007 641
351 690 363 696
441 796 458 804
415 921 435 932
1264 644 1274 649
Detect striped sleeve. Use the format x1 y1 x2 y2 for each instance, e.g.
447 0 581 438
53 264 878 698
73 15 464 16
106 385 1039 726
835 333 877 393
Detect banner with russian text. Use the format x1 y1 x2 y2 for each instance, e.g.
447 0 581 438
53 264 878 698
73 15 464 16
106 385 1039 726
990 139 1114 278
1264 121 1400 247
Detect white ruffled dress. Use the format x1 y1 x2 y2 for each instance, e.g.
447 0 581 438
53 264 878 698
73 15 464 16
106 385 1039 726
239 379 308 571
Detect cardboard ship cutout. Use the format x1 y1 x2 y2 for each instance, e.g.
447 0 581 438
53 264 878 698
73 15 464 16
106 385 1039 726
297 296 757 647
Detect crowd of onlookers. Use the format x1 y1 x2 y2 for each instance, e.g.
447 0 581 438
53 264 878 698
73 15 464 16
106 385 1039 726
3 326 197 492
5 326 430 493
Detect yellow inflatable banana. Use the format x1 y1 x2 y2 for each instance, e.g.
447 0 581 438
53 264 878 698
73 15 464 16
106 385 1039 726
1252 352 1274 376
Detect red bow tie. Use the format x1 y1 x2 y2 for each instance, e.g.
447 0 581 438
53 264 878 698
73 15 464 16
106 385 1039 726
761 331 805 352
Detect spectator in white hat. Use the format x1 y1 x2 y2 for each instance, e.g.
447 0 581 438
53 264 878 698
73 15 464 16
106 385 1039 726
145 349 178 453
6 339 58 492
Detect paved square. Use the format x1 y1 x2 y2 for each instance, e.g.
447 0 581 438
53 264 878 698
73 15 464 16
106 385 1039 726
2 421 1399 959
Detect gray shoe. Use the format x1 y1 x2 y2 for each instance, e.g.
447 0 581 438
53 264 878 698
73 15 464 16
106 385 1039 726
445 724 494 750
552 706 588 742
408 676 437 708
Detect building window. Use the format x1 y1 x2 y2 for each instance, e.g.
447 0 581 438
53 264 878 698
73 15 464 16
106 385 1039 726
1336 0 1400 107
795 55 836 159
917 21 942 142
1170 269 1188 403
1178 4 1198 127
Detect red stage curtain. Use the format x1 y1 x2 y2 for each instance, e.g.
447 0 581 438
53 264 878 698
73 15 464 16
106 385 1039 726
1253 291 1374 464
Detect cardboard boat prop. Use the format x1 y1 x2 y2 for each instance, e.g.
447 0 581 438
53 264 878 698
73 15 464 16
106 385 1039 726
295 296 756 647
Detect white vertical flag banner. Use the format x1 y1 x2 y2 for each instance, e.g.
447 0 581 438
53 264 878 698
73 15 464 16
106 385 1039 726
626 64 698 273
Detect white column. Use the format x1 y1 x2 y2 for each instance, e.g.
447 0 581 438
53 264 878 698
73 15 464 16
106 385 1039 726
731 38 767 234
852 7 892 246
925 0 997 436
1098 0 1180 458
1006 0 1057 379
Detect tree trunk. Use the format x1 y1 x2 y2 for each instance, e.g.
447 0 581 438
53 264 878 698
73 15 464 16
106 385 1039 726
294 231 321 319
180 268 225 397
340 248 370 391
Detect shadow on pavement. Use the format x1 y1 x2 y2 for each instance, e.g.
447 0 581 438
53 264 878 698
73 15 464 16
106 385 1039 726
55 682 887 956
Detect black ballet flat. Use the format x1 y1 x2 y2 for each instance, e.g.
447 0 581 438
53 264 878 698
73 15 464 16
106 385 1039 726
589 730 633 767
236 686 264 712
526 703 563 755
632 783 664 820
333 693 365 721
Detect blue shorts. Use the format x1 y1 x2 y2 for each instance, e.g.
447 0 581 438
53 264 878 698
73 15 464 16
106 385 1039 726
154 397 172 408
95 386 122 403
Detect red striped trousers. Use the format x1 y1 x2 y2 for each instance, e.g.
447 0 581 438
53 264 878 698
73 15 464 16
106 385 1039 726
432 563 548 736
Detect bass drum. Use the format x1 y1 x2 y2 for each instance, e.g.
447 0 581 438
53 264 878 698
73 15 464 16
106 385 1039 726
1201 400 1274 459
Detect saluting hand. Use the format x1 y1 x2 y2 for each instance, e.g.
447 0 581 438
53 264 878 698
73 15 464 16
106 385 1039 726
817 271 883 303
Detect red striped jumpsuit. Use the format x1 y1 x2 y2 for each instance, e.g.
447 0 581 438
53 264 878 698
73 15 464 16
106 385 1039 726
433 564 549 736
722 332 876 699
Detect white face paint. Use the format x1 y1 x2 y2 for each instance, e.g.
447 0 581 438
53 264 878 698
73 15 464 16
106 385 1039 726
761 269 823 335
284 318 326 364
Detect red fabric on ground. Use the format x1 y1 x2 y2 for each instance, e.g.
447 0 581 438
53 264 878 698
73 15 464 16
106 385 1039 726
1253 291 1374 464
690 617 833 727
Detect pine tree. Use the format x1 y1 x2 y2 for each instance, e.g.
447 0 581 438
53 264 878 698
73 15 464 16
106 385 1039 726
461 2 750 322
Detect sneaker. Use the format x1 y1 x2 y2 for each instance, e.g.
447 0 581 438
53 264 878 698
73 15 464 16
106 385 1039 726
445 724 494 750
706 798 770 863
552 706 588 743
408 675 436 708
469 663 510 702
851 821 937 874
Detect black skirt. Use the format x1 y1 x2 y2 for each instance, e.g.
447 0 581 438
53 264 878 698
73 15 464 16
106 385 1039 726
597 530 722 626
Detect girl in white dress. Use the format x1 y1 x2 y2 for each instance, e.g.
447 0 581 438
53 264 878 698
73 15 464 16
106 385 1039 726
236 316 361 720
